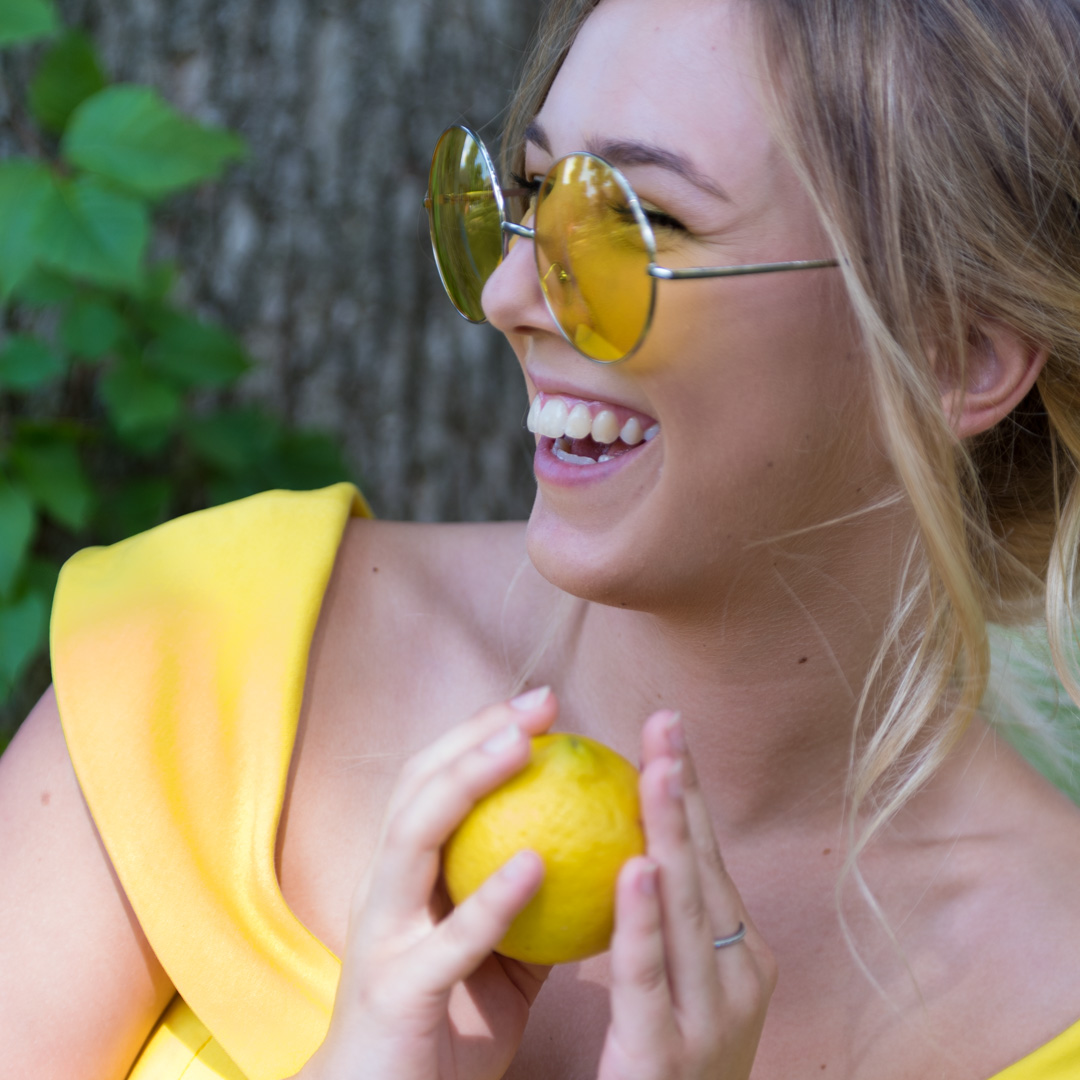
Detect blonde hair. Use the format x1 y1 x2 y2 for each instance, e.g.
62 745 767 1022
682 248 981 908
503 0 1080 908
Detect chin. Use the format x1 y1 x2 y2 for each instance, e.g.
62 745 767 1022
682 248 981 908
524 494 681 613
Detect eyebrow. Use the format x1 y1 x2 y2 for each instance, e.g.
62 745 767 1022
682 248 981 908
524 119 732 203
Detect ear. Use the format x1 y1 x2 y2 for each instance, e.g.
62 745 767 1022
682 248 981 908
940 321 1048 440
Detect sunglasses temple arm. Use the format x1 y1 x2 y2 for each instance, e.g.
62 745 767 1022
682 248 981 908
649 258 839 280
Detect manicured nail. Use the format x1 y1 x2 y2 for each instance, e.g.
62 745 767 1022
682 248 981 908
666 759 684 799
510 685 551 711
483 723 522 754
664 711 686 754
638 859 658 895
499 849 536 880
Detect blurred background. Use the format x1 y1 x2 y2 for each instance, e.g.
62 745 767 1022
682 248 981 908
0 0 544 743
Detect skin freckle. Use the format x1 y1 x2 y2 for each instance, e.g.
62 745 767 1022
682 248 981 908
798 656 808 664
40 792 50 806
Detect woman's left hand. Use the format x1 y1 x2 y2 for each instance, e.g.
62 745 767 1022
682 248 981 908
597 710 777 1080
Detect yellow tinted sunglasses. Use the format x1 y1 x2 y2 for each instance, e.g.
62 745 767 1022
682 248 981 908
425 124 839 363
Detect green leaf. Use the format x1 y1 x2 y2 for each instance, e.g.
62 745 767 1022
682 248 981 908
29 31 107 134
60 299 126 358
0 0 59 47
63 86 247 199
8 266 79 306
9 436 95 530
0 160 57 298
0 334 66 390
23 555 60 607
189 412 353 501
146 314 249 388
0 592 48 691
33 175 149 289
270 430 352 490
0 482 35 599
186 408 277 473
96 477 173 542
100 361 183 436
140 261 178 302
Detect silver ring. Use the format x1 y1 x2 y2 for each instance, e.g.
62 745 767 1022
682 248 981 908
713 922 747 949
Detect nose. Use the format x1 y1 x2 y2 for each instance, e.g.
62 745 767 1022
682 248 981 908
481 224 560 345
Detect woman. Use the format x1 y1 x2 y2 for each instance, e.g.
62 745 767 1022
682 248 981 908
5 0 1080 1076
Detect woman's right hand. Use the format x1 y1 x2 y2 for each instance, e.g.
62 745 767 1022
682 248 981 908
298 687 558 1080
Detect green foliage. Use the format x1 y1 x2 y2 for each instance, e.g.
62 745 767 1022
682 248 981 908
0 160 56 297
63 86 246 199
0 0 59 48
29 31 106 133
0 335 66 389
0 19 357 751
0 482 34 597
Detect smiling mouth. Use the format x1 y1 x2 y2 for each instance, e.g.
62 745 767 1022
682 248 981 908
527 392 660 465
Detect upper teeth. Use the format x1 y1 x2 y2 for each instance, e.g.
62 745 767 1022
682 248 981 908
526 395 658 446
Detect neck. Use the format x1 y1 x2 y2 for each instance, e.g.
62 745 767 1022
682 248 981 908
536 517 914 839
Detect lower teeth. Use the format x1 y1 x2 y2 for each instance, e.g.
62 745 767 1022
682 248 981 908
553 442 599 465
552 436 627 466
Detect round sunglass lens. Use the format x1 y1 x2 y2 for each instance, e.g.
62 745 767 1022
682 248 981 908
427 127 503 322
534 156 653 362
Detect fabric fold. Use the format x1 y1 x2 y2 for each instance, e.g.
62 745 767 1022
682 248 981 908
52 483 369 1080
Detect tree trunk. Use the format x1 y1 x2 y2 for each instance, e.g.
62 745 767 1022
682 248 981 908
17 0 546 521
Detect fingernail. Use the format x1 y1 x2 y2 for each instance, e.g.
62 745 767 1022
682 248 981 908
499 849 536 880
483 723 522 754
638 859 658 895
666 759 684 799
510 685 550 711
664 711 686 754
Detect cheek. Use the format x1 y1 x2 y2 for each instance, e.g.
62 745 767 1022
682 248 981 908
645 270 881 525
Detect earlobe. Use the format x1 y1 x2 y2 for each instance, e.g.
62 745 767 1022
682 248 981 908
940 321 1048 440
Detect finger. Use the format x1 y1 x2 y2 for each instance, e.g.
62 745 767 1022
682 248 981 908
607 856 678 1062
653 713 768 957
362 722 536 925
665 714 730 872
642 715 776 1045
402 849 545 999
640 756 725 1023
387 688 557 816
639 708 678 771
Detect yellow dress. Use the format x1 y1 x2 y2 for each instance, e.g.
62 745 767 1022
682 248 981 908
47 483 1080 1080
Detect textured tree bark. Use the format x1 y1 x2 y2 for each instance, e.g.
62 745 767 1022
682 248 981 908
6 0 545 521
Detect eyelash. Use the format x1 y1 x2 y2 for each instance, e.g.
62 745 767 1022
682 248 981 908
509 172 685 233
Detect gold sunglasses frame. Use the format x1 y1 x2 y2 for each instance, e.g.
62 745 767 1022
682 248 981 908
425 124 840 363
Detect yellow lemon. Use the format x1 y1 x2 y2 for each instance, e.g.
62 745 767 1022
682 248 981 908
443 732 645 965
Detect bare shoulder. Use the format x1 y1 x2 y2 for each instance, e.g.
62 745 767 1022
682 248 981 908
0 688 174 1079
317 516 562 710
333 515 556 664
847 724 1080 1079
960 729 1080 1010
276 516 562 951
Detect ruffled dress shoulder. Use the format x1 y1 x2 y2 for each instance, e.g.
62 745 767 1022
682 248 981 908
51 483 370 1080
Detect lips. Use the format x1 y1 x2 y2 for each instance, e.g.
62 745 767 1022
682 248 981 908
525 390 661 484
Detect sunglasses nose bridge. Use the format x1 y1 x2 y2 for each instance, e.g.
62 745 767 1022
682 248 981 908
477 210 562 343
502 221 535 241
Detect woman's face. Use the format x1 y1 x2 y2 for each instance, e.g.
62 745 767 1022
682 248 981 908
483 0 890 616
